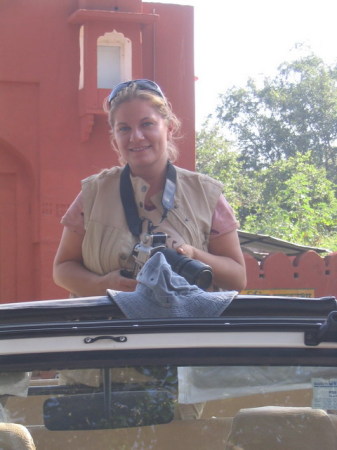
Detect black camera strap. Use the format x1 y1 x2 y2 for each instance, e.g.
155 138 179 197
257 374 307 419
120 161 177 237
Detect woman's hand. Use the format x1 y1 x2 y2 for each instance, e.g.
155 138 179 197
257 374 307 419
53 227 138 297
176 243 195 259
104 269 137 292
174 230 246 291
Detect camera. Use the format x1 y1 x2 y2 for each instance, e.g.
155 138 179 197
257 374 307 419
121 232 213 290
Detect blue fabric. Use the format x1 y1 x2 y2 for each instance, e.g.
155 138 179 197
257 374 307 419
109 252 237 318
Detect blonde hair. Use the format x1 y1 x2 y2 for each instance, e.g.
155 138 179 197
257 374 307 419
104 83 181 164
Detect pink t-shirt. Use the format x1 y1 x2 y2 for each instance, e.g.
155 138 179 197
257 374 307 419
61 191 238 239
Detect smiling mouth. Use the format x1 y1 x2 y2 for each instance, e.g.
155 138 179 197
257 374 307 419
130 145 151 152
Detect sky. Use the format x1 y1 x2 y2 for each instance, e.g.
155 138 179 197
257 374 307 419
146 0 337 129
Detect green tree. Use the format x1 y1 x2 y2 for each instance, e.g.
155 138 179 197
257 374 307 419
242 153 337 249
196 122 262 226
196 124 337 250
216 48 337 184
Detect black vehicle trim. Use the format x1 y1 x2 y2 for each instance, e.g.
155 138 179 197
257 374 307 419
0 317 325 340
1 347 337 372
0 295 336 324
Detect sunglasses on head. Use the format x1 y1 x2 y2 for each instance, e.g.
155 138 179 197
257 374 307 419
107 79 165 106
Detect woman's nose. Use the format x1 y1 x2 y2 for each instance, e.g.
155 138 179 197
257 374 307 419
129 127 144 142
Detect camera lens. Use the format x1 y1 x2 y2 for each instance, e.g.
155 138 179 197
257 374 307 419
158 248 213 290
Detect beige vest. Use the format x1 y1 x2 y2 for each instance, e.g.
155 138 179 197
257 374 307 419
81 165 223 275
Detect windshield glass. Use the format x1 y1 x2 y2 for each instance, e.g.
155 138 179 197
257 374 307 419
2 364 337 449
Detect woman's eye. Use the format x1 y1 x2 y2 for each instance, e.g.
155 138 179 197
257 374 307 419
142 121 153 127
118 126 130 133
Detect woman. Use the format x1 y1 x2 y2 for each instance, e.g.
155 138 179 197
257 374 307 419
53 79 246 297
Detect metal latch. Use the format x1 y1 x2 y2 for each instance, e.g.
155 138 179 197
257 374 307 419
84 335 127 344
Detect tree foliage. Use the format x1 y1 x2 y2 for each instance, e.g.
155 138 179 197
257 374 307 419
242 153 337 248
197 48 337 250
196 122 261 219
216 49 337 184
196 126 337 251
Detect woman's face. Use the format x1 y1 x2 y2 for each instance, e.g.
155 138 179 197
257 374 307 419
112 98 171 173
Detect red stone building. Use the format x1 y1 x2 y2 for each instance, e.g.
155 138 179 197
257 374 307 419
0 0 195 301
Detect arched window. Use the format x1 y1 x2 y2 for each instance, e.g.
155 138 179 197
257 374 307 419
97 30 132 89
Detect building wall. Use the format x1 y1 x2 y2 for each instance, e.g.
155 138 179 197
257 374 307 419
242 251 337 298
0 0 195 302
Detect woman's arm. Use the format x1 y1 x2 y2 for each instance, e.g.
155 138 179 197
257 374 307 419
53 227 137 297
177 229 246 291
